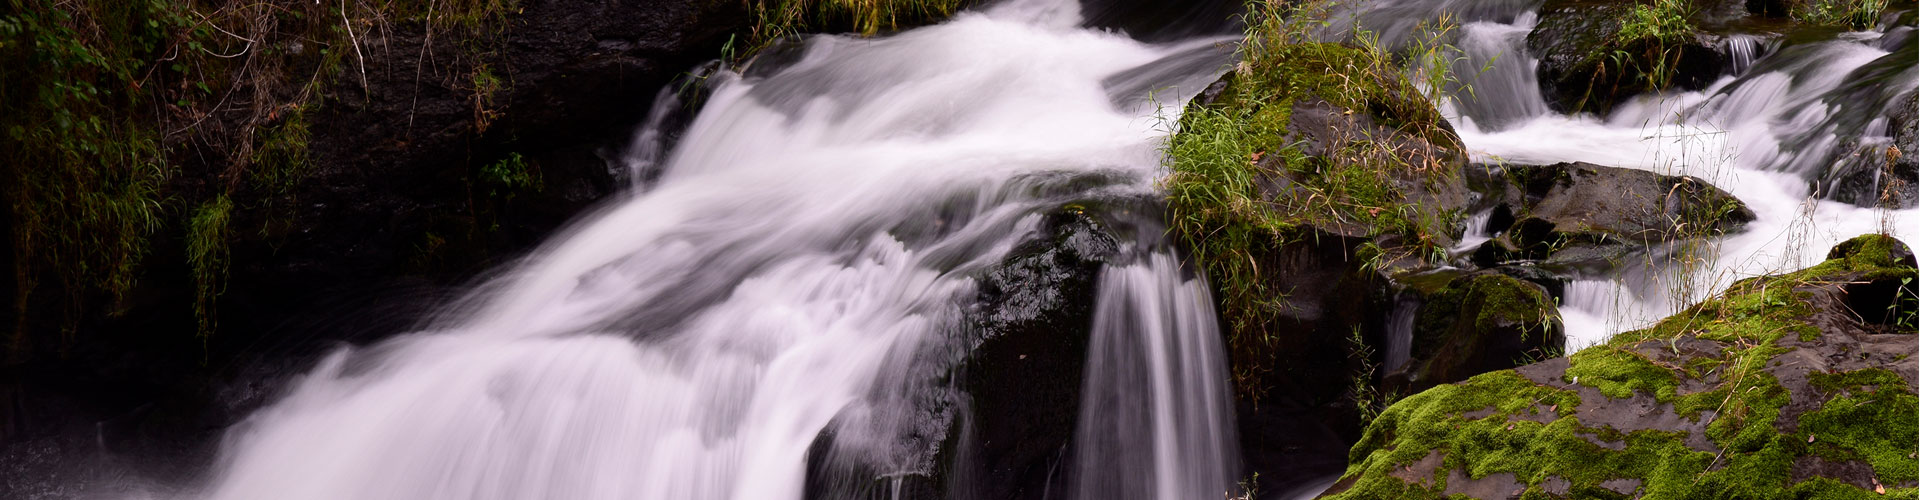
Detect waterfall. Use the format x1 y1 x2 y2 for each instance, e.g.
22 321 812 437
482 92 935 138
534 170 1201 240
1445 13 1550 131
189 1 1240 499
1382 296 1420 374
1447 15 1913 349
1071 252 1238 500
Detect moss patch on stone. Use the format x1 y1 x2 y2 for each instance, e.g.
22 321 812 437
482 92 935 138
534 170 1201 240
1165 1 1462 398
1325 234 1920 499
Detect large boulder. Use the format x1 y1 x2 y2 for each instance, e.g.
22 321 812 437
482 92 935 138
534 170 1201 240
1169 41 1480 493
804 197 1130 500
936 206 1121 500
1527 0 1728 115
1387 272 1566 397
1467 162 1756 272
1318 234 1919 499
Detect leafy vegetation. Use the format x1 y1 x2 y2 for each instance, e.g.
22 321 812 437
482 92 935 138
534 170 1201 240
1793 0 1888 29
741 0 965 55
0 0 517 357
1610 0 1698 97
3 0 180 353
1164 0 1464 399
187 195 232 337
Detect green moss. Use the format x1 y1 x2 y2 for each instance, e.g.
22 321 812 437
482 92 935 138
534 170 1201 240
1809 368 1910 394
1464 275 1553 336
1829 233 1907 270
1564 347 1680 400
1801 369 1919 483
1332 235 1920 498
1167 1 1462 398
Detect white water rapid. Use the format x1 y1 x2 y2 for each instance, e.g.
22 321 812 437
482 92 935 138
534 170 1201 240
1345 0 1917 349
188 2 1239 499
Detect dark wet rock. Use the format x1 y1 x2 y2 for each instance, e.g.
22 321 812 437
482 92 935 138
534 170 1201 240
1218 226 1406 496
1271 96 1472 246
1387 272 1565 396
1320 235 1919 499
1180 65 1475 494
1826 87 1918 209
932 207 1121 500
1466 162 1755 272
1078 0 1245 42
1527 0 1727 115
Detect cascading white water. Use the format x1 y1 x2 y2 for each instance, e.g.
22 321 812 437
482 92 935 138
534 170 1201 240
1381 297 1421 373
1446 13 1550 130
1070 253 1237 500
1368 3 1918 348
1317 0 1914 349
189 1 1240 499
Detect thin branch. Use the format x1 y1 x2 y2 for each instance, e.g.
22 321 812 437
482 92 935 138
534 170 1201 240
341 0 370 95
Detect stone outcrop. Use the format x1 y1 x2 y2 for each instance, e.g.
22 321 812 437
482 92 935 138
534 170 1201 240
1318 234 1919 499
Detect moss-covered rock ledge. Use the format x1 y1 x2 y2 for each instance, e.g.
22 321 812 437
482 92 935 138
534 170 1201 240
1320 234 1919 499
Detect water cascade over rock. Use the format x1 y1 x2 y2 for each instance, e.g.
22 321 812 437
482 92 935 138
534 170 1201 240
188 1 1241 499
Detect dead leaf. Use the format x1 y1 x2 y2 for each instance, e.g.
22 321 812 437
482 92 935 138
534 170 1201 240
1506 424 1514 431
1874 479 1885 494
1549 404 1558 412
1807 434 1816 443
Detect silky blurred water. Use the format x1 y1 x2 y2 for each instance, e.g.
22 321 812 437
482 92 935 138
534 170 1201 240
192 1 1239 499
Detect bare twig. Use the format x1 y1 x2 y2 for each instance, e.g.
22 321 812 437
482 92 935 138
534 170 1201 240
340 0 370 95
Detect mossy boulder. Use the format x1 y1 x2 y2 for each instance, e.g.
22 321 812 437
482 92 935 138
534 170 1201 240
1527 0 1728 115
1317 234 1920 499
1389 273 1566 396
1168 38 1477 491
1467 162 1755 272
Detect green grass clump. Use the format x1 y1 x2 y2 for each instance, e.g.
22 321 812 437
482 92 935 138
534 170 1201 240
1166 0 1462 398
1617 0 1695 44
187 195 233 337
1793 0 1887 29
1610 0 1697 94
742 0 963 54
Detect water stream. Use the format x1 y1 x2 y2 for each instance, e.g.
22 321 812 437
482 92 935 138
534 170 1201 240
190 1 1239 499
93 0 1913 498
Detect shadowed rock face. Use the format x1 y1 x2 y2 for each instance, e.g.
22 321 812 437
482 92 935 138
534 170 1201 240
1389 272 1566 397
1077 0 1246 42
1317 235 1919 499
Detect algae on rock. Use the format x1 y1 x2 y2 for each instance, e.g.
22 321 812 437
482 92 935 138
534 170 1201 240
1321 234 1920 499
